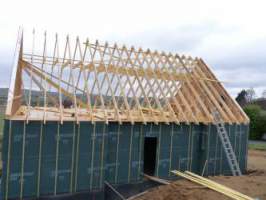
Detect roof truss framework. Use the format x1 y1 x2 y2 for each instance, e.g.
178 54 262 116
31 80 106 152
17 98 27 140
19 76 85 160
5 29 249 125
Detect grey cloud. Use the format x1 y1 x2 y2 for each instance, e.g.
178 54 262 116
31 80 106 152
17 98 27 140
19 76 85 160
209 39 266 70
0 64 12 87
0 48 14 87
199 38 266 96
107 22 232 53
148 23 237 52
0 24 265 98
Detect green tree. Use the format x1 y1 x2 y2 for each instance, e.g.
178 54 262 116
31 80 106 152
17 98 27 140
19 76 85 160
257 110 266 138
235 90 248 107
244 105 266 140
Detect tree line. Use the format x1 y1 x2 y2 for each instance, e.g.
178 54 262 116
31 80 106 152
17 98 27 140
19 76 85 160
236 88 266 140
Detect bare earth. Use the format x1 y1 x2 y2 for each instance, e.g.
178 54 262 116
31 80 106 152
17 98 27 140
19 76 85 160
136 150 266 200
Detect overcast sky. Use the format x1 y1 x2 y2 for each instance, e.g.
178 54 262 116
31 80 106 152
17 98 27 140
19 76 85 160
0 0 265 97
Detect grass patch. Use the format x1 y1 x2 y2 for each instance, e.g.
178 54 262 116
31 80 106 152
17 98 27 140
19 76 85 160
249 143 266 150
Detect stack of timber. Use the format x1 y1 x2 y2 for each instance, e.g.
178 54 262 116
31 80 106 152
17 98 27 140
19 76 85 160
171 170 255 200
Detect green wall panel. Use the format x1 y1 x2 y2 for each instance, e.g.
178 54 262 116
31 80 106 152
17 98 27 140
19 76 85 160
58 122 75 157
170 146 179 174
190 125 202 174
105 123 119 184
1 120 249 200
22 158 39 197
24 121 41 159
116 123 131 184
40 158 56 195
56 156 72 194
74 122 93 192
10 121 24 160
75 155 91 191
129 150 141 182
7 159 21 198
78 122 93 157
42 122 57 158
2 120 10 161
117 149 130 183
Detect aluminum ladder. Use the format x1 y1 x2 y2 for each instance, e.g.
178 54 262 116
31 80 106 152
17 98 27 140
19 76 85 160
212 110 242 176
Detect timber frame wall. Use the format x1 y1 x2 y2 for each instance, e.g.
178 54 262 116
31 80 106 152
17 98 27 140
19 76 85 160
1 120 249 199
6 29 249 125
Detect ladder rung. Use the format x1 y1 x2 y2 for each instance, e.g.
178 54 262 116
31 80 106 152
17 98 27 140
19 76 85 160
213 111 242 176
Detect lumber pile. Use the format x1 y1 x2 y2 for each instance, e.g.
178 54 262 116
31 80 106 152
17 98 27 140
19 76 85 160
171 170 255 200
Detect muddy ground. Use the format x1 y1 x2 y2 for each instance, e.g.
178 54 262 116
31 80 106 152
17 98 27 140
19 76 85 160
135 150 266 200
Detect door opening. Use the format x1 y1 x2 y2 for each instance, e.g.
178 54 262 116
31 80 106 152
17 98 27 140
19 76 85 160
144 137 157 175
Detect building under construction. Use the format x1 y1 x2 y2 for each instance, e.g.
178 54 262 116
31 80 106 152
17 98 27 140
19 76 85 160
1 29 249 200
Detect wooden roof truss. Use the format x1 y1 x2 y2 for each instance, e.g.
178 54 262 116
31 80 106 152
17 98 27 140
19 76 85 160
5 30 249 125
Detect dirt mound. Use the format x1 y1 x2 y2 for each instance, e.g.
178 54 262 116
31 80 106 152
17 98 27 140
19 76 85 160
135 179 227 200
135 174 266 200
246 169 266 176
135 150 266 200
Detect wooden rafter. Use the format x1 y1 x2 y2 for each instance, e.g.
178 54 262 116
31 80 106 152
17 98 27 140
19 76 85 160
6 30 249 124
